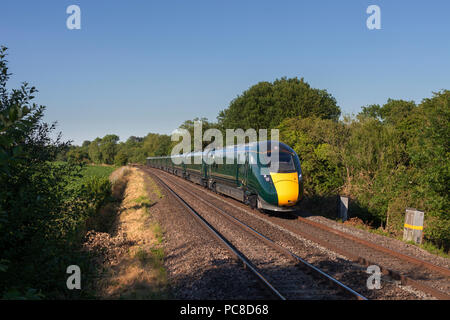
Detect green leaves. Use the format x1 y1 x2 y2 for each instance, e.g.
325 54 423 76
218 77 341 131
279 92 449 251
279 117 345 196
0 47 95 298
0 259 9 272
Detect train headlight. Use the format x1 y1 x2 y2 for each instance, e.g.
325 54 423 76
263 174 272 182
299 173 302 180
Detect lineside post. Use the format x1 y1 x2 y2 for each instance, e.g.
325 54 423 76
403 208 424 244
338 196 349 222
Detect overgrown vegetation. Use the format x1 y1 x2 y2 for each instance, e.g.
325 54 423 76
0 47 118 299
278 94 450 251
61 133 172 166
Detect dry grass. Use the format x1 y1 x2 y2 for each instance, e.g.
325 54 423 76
94 167 168 299
144 176 164 200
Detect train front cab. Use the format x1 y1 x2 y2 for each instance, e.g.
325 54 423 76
248 142 303 212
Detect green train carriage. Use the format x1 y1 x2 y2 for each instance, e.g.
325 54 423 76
147 141 303 212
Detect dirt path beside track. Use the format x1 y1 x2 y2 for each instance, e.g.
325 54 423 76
83 166 169 299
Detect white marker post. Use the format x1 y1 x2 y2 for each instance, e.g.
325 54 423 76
403 208 424 244
339 196 349 222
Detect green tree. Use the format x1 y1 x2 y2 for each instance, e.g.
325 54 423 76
67 147 89 163
114 148 128 166
359 104 382 120
279 116 347 196
408 91 450 248
175 117 219 151
143 133 172 156
218 77 340 131
99 134 119 165
88 138 102 163
154 134 172 156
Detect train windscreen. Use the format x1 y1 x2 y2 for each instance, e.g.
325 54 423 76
275 152 296 173
258 151 296 173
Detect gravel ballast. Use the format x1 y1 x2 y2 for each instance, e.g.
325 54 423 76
141 170 268 299
146 168 434 300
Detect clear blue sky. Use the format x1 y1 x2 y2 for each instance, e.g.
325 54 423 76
1 0 449 145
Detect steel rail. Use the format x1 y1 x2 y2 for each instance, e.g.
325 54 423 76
292 215 450 277
148 168 368 300
144 166 450 300
149 171 286 300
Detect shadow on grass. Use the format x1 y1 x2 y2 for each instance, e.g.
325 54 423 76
128 201 156 211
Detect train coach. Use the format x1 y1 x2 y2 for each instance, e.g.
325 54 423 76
147 141 303 212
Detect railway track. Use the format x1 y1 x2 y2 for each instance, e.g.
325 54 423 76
286 215 450 300
146 167 368 300
142 166 450 300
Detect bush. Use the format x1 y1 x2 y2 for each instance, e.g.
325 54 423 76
79 176 112 213
279 116 347 196
114 150 128 166
425 216 450 251
0 47 115 298
278 92 449 251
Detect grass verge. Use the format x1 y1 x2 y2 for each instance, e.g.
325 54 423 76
87 167 169 299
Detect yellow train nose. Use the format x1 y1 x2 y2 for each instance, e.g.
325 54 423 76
269 172 299 206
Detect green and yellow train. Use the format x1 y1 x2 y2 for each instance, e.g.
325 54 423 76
146 141 303 212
